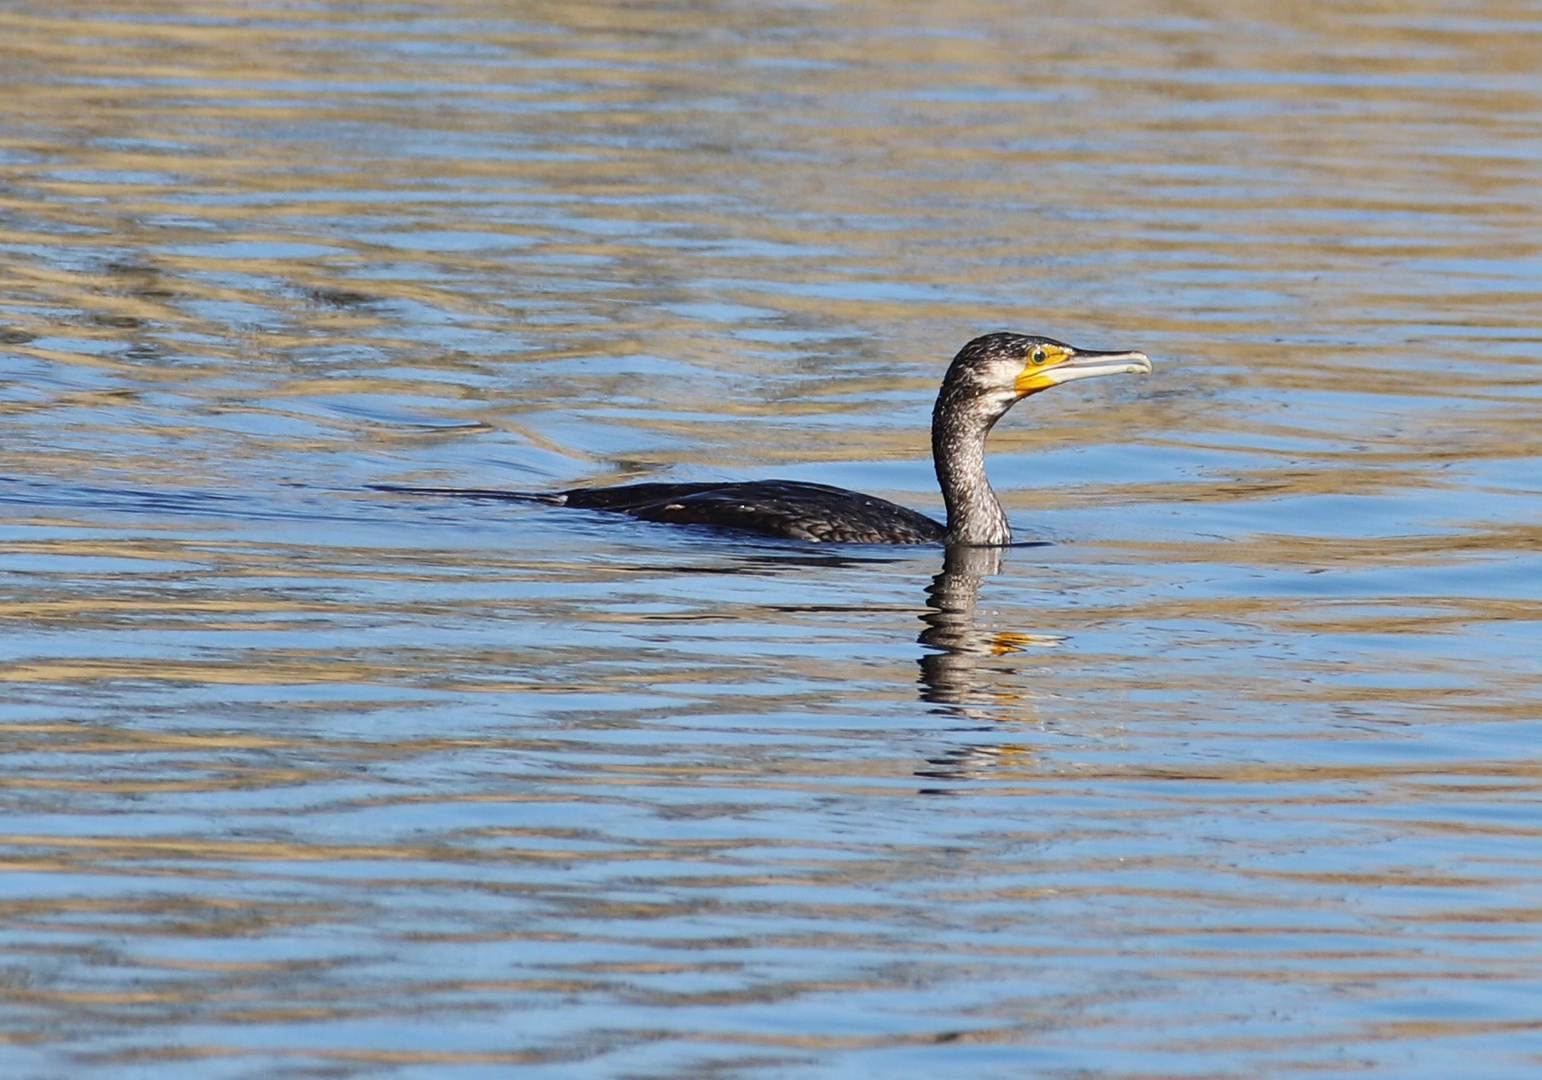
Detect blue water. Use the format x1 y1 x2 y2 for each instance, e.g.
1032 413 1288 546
2 2 1541 1078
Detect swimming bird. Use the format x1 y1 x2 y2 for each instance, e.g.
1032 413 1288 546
380 333 1151 545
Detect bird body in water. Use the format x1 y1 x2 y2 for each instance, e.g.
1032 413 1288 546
382 333 1150 545
557 477 944 544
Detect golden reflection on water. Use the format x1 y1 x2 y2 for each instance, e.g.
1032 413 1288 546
2 0 1542 1077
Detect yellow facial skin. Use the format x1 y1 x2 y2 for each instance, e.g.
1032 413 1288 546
1014 345 1153 396
1012 343 1075 395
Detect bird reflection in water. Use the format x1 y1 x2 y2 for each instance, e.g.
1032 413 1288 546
916 544 1062 784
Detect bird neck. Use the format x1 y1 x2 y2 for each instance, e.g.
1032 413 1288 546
932 392 1012 546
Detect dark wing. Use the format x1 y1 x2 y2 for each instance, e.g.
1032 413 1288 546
558 482 731 512
565 480 943 544
373 480 945 544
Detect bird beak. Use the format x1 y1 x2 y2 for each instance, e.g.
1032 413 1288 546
1015 348 1152 395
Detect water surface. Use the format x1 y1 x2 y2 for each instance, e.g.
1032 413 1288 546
3 2 1542 1077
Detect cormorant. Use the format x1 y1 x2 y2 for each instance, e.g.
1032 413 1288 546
381 333 1151 545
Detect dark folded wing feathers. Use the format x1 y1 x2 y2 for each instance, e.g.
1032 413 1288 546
563 481 944 544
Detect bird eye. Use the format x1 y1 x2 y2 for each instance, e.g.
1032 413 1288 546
1031 348 1046 365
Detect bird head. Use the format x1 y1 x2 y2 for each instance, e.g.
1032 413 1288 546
944 333 1152 408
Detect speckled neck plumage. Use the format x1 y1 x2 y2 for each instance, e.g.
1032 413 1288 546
932 373 1015 546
